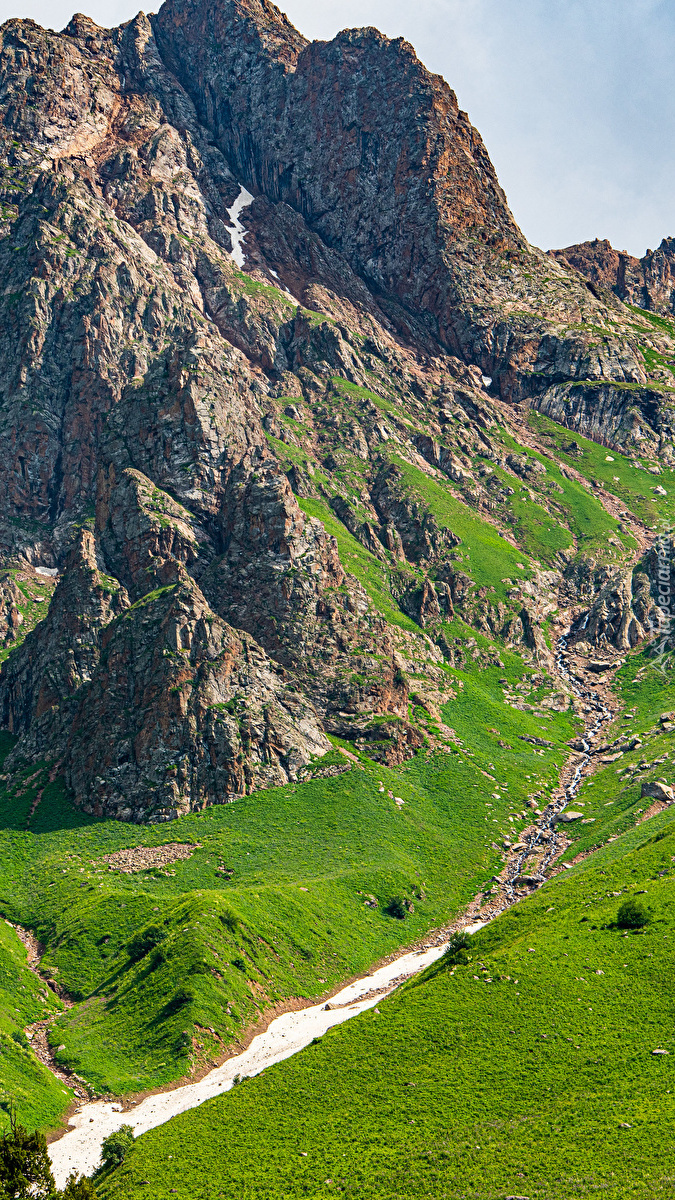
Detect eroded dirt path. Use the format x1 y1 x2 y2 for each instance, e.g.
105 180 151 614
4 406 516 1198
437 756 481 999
6 919 85 1096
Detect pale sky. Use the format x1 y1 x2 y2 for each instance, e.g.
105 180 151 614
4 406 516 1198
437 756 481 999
0 0 672 257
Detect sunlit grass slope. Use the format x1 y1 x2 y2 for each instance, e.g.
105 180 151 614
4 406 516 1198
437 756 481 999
0 638 578 1108
101 810 675 1200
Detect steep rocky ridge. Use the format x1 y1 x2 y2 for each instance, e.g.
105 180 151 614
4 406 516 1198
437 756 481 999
153 0 660 401
551 236 675 320
0 0 671 819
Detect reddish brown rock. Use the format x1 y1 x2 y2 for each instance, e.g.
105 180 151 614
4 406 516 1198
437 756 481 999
0 575 26 648
96 465 213 598
63 577 330 822
0 529 129 749
550 236 675 318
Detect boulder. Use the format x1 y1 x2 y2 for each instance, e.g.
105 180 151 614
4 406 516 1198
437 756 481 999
640 780 675 804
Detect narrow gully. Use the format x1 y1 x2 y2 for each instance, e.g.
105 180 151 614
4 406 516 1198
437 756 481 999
501 630 615 902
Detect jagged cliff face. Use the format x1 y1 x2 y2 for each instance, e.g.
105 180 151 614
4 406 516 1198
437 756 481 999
551 237 675 320
0 0 671 819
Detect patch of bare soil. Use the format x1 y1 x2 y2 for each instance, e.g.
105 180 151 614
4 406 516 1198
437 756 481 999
637 798 669 824
4 917 90 1103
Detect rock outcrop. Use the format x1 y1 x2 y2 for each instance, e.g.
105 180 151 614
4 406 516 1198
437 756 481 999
641 780 675 804
551 237 675 319
63 578 330 822
568 567 654 652
0 530 129 747
568 537 675 654
2 539 329 821
0 576 26 648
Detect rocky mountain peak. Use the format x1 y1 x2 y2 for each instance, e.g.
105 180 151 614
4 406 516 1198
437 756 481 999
154 0 527 350
0 0 670 821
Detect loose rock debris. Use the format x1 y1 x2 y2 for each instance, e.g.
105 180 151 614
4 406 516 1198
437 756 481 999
101 843 200 873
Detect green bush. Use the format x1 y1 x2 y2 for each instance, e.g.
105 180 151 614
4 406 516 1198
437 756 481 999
188 960 210 976
0 1113 54 1199
126 924 166 962
171 985 195 1009
386 896 408 920
444 930 472 964
150 946 167 969
99 1125 134 1170
617 897 649 929
219 907 240 934
61 1172 98 1198
0 1109 98 1198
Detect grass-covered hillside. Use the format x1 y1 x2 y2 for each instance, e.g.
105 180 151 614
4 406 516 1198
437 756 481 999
0 914 67 1130
0 627 581 1126
1 402 670 1137
99 806 675 1200
529 410 675 529
0 342 670 1147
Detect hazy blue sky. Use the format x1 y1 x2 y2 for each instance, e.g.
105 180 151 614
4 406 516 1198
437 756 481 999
0 0 672 256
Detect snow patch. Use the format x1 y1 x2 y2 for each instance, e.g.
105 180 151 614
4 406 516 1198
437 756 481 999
35 567 58 577
48 940 448 1185
226 185 254 269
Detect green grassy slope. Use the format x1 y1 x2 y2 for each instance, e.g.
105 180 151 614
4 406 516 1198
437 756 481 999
0 903 69 1129
297 495 419 632
497 430 635 561
529 410 675 528
0 372 667 1136
268 387 640 633
0 630 578 1111
100 809 675 1200
391 456 533 591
